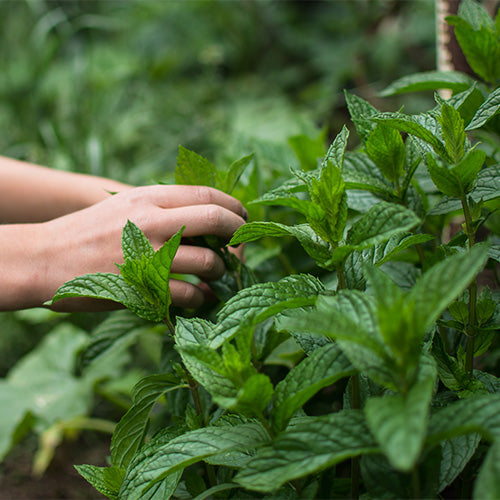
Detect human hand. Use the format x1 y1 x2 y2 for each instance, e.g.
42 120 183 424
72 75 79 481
39 185 247 311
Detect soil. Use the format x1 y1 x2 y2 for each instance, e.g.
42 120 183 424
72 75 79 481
0 435 109 500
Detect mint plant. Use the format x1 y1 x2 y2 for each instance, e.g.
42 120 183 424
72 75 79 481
47 1 500 498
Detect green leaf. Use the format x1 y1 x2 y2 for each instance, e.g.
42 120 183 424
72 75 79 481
345 233 434 290
75 464 125 500
235 411 378 492
447 10 500 84
474 441 500 500
344 90 380 144
427 394 500 444
119 423 270 500
343 152 394 196
322 125 349 170
439 434 481 492
281 291 397 390
345 201 421 248
364 356 437 472
308 156 347 244
51 273 158 319
438 102 466 163
175 317 214 348
432 333 487 397
429 164 500 214
111 373 186 469
380 71 475 97
407 244 489 336
371 112 450 162
466 87 500 130
365 123 405 182
175 145 221 188
229 222 333 268
224 153 254 194
209 274 325 348
288 130 326 171
0 325 104 460
122 220 155 261
427 149 485 197
271 344 355 433
78 310 148 371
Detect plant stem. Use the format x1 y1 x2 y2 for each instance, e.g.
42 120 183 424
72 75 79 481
165 315 176 336
411 466 421 499
460 196 478 377
350 375 361 500
337 266 346 291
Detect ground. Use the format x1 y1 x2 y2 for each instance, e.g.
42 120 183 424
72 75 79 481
0 435 108 500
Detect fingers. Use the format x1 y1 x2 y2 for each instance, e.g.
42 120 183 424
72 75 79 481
172 245 225 281
138 185 247 220
169 279 205 308
147 204 246 244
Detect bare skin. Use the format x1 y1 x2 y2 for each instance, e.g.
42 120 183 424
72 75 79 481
0 156 246 311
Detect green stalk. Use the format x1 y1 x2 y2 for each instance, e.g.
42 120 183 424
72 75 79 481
350 374 361 500
460 196 477 377
337 263 360 499
411 466 421 500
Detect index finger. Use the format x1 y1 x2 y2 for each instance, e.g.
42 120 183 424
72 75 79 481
140 185 247 220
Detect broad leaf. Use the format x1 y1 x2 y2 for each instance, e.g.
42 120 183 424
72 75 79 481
371 112 450 162
111 373 186 469
235 411 378 492
209 274 325 348
175 145 220 188
271 344 355 432
365 123 405 182
229 222 332 268
364 355 437 472
344 90 380 143
119 423 270 500
473 441 500 500
380 70 475 97
75 464 125 500
439 434 481 492
345 201 420 248
466 87 500 130
429 164 500 214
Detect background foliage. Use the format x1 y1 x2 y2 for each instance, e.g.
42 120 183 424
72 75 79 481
0 0 444 495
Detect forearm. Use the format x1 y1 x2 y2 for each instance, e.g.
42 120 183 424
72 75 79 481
0 156 131 223
0 223 49 310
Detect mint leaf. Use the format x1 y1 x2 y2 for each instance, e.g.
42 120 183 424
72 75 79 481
365 123 405 182
345 201 421 248
75 464 125 500
364 356 437 472
119 423 270 499
371 112 450 162
235 411 378 492
111 374 185 469
474 441 500 500
271 344 355 433
175 145 221 188
446 13 500 84
466 87 500 130
344 90 379 143
209 274 325 348
380 71 475 97
122 220 155 261
229 222 333 268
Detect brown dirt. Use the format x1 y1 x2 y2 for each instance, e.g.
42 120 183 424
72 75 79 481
0 435 110 500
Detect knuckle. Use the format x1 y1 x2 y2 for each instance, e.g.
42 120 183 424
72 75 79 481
194 185 215 205
200 250 219 274
179 284 200 307
204 204 223 230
